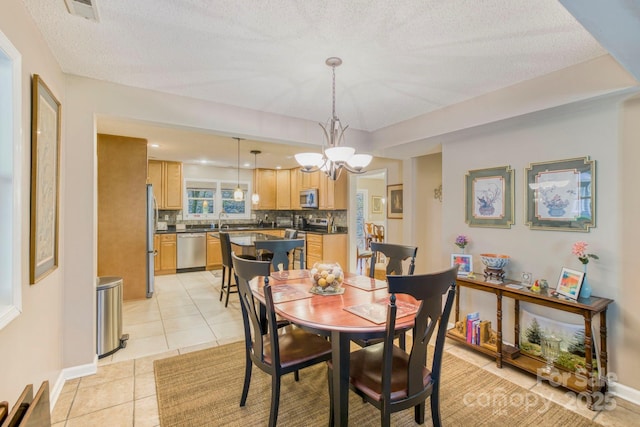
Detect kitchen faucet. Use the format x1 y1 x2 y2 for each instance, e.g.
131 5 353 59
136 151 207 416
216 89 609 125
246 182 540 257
218 212 228 230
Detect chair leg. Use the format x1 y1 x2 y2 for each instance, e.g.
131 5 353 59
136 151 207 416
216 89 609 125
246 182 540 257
399 331 406 351
381 405 391 427
430 385 441 427
415 401 425 424
269 375 281 427
327 367 334 427
240 355 252 407
219 266 226 301
294 370 300 382
224 268 232 307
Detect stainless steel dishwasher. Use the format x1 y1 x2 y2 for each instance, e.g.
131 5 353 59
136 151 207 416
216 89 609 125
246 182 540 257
177 233 206 271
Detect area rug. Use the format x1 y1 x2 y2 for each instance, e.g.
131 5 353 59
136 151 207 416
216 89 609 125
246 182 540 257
154 341 597 427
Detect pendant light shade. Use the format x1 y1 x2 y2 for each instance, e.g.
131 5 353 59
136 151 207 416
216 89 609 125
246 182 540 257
233 137 244 201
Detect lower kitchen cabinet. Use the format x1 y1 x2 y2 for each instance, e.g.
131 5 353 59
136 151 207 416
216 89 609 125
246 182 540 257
206 233 222 270
157 233 177 275
306 233 347 270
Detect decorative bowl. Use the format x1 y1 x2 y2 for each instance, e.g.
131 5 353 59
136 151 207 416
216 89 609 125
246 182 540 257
480 254 510 270
310 262 344 294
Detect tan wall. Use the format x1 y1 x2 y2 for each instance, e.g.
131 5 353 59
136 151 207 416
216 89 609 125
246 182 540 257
0 0 67 405
414 153 442 274
357 176 386 224
439 94 634 391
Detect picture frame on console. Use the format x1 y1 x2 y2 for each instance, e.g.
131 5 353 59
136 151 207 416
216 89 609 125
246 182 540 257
555 267 585 300
465 165 514 228
451 254 473 277
525 157 595 232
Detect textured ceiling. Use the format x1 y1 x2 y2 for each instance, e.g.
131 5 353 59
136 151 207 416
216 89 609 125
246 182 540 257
24 0 606 133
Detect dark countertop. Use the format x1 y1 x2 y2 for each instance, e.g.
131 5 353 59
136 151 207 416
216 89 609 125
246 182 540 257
155 226 348 236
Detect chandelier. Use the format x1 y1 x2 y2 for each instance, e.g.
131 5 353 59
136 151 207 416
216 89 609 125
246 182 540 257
295 57 372 181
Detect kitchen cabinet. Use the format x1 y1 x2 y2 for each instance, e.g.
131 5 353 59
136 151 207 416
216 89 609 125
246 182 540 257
318 171 348 210
157 233 177 274
301 169 320 190
206 233 222 270
148 160 183 210
290 168 301 209
254 168 276 209
276 169 291 209
306 233 347 269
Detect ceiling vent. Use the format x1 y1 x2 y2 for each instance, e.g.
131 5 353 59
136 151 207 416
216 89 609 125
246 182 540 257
64 0 100 22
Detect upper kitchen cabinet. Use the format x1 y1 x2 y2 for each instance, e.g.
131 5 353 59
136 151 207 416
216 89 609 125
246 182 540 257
318 170 348 210
290 168 301 209
276 169 291 210
148 160 183 209
301 169 320 190
254 168 276 209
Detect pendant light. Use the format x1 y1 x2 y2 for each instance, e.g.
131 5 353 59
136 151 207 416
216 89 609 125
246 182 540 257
233 137 244 201
250 150 261 205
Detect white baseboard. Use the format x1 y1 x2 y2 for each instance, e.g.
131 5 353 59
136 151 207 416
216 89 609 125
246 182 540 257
610 381 640 406
48 355 97 414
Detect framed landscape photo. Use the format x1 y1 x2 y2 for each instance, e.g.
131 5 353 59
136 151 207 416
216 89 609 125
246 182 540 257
371 195 383 214
556 267 585 300
387 184 403 219
451 254 473 277
525 157 595 232
30 74 61 284
465 166 514 228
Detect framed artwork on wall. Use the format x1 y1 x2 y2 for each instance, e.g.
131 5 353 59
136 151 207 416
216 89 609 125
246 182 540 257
525 157 595 232
30 74 61 284
465 166 514 228
371 196 383 214
387 184 403 219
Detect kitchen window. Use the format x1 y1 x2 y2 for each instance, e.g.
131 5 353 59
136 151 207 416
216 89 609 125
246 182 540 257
0 30 22 330
183 179 251 220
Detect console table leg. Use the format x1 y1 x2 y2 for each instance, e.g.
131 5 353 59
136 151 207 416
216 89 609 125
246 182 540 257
514 300 520 348
600 309 608 392
496 293 503 368
584 312 594 410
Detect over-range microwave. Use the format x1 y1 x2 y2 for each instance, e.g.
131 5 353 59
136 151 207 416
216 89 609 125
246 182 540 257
300 188 318 208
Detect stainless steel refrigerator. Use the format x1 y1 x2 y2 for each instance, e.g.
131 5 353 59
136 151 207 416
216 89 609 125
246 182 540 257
146 184 157 297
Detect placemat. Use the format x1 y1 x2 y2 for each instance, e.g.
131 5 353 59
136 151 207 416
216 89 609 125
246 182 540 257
269 269 310 281
344 298 419 324
342 275 387 291
255 283 313 303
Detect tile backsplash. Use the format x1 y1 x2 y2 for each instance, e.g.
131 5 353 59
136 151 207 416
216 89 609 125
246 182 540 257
158 209 347 228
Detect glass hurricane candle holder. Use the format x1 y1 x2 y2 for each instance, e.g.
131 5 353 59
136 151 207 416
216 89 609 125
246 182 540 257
541 335 562 375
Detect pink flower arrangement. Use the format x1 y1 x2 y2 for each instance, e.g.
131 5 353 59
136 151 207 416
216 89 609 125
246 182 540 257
572 241 599 264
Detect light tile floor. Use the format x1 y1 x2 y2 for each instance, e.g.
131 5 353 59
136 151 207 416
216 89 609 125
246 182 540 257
51 271 639 426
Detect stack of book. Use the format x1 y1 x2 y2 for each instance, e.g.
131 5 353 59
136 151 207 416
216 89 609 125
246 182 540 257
466 312 481 345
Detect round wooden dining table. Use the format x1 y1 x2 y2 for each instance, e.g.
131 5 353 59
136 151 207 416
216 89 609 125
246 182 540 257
250 271 418 427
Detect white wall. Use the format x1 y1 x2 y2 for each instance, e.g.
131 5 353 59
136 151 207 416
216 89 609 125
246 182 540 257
0 0 67 405
439 93 635 392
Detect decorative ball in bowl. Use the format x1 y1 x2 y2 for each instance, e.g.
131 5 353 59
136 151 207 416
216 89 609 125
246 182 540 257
310 262 344 294
480 254 510 270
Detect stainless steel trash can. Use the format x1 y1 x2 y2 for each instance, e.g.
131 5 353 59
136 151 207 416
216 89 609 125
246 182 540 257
96 276 129 358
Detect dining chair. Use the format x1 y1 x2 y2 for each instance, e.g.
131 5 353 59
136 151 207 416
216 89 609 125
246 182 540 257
218 232 255 307
255 239 306 271
232 253 332 427
356 222 373 274
360 242 418 349
369 242 418 279
328 266 459 427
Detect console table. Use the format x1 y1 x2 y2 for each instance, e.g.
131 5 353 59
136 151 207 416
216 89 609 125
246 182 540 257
446 274 613 410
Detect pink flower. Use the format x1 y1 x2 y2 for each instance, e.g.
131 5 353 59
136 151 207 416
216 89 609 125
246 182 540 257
572 241 588 258
572 241 598 264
